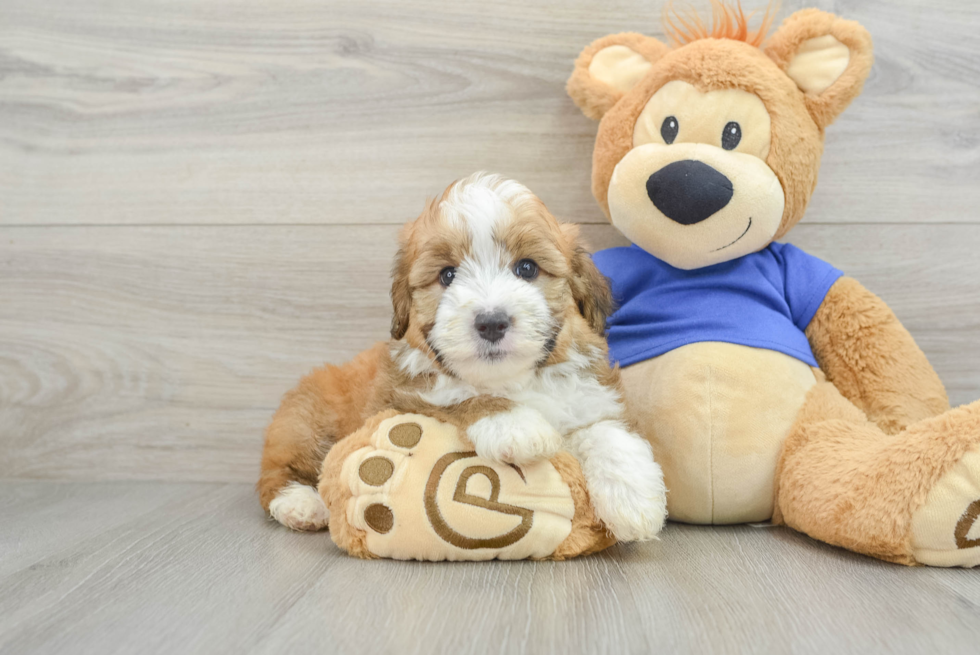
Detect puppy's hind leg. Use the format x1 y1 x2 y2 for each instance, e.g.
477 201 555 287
258 344 386 531
267 482 331 532
259 376 334 531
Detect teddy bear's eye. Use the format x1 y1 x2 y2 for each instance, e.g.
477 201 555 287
722 121 742 150
660 116 679 144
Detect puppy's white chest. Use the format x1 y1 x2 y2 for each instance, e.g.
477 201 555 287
507 369 623 434
410 351 624 434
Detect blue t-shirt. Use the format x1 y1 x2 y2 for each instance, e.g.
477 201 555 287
592 243 843 367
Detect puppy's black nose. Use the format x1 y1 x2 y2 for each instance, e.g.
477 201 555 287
646 160 733 225
474 311 510 343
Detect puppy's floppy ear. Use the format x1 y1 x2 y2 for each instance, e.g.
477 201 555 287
765 9 873 129
389 224 414 340
567 33 670 121
561 224 613 335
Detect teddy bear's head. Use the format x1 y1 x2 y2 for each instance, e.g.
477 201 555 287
567 3 873 270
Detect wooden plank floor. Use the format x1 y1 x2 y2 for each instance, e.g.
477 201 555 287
1 479 979 655
2 0 980 652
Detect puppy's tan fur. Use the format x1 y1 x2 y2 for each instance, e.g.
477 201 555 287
257 180 615 520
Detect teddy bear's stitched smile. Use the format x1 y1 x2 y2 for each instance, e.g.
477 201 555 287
713 217 753 252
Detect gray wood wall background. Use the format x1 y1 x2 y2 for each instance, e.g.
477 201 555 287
2 0 979 483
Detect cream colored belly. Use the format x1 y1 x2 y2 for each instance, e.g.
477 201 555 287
620 342 817 524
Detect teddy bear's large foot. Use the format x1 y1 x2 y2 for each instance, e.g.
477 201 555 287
776 388 980 567
319 411 614 561
911 446 980 567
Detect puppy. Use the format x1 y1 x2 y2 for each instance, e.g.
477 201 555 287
258 173 667 542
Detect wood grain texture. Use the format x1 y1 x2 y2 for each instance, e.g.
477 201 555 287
0 480 977 655
2 223 979 482
1 0 978 226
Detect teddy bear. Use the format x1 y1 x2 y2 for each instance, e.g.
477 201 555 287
565 3 980 566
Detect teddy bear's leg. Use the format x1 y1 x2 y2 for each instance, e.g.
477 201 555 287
319 411 613 561
774 378 980 566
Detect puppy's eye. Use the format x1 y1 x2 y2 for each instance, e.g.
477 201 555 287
514 259 539 281
439 267 456 287
661 116 678 144
722 121 741 150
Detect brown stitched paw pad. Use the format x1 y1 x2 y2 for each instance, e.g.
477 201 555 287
912 447 980 567
328 413 590 561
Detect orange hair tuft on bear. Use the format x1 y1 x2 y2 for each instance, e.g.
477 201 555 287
662 0 776 48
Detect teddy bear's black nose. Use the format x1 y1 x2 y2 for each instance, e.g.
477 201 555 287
646 160 734 225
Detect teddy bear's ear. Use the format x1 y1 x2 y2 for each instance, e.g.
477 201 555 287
765 9 873 129
567 33 670 121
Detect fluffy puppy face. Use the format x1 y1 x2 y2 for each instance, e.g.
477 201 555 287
391 173 611 389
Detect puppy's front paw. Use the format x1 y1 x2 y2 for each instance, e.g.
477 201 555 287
588 459 667 542
593 483 667 542
467 406 563 465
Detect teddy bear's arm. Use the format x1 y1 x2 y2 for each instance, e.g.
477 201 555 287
805 276 950 434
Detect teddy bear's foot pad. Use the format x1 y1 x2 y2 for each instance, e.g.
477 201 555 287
336 414 579 561
911 447 980 567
